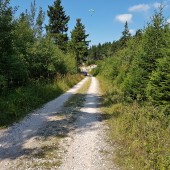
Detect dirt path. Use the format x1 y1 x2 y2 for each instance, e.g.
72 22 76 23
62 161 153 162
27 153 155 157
58 77 117 170
0 77 89 170
0 76 118 170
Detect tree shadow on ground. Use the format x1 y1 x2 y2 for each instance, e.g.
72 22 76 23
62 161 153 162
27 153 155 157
0 92 113 162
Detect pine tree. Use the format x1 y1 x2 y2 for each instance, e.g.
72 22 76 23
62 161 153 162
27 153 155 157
146 23 170 114
29 0 36 29
70 18 89 68
123 6 169 101
120 21 131 48
142 6 167 73
36 7 45 39
147 56 170 111
47 0 70 51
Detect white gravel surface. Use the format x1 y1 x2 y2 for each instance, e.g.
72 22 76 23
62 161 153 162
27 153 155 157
0 77 88 170
58 77 118 170
0 76 118 170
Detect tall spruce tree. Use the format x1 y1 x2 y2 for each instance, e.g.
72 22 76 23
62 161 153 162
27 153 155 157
142 6 167 73
146 23 170 114
120 21 131 48
35 7 45 39
70 18 89 68
47 0 70 51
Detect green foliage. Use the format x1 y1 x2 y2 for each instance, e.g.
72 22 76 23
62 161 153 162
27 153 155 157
28 36 61 79
47 0 70 51
0 75 7 91
63 53 77 74
142 8 167 74
69 18 89 66
88 41 120 61
120 21 131 48
0 0 14 86
95 6 170 170
0 74 83 127
0 0 83 127
121 41 146 100
110 104 170 170
99 57 121 80
97 7 170 103
145 17 170 114
35 7 45 39
99 77 170 170
147 56 170 114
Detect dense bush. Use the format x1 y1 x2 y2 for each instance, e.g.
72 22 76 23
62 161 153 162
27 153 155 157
147 56 170 113
0 74 83 127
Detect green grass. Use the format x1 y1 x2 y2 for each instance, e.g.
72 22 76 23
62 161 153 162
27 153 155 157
98 76 170 170
0 74 84 128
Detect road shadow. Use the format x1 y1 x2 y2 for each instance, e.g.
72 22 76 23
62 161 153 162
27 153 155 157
0 92 113 162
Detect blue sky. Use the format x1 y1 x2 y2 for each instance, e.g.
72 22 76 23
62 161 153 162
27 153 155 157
10 0 170 46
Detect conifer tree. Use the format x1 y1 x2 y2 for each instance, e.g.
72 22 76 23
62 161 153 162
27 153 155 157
70 18 89 67
122 7 169 100
36 7 45 39
142 6 167 73
120 21 131 48
146 23 170 114
29 0 36 29
147 56 170 110
47 0 70 51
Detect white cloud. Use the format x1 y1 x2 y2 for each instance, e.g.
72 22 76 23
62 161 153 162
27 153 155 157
115 14 133 23
153 2 161 9
129 29 136 35
167 18 170 23
128 4 150 12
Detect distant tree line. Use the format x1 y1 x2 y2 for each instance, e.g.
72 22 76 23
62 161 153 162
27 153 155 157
88 21 138 62
0 0 89 92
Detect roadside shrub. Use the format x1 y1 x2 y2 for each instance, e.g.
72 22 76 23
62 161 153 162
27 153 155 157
147 56 170 115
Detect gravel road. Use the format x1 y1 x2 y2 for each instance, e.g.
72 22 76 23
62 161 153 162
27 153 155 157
0 77 88 169
58 77 117 170
0 76 118 170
